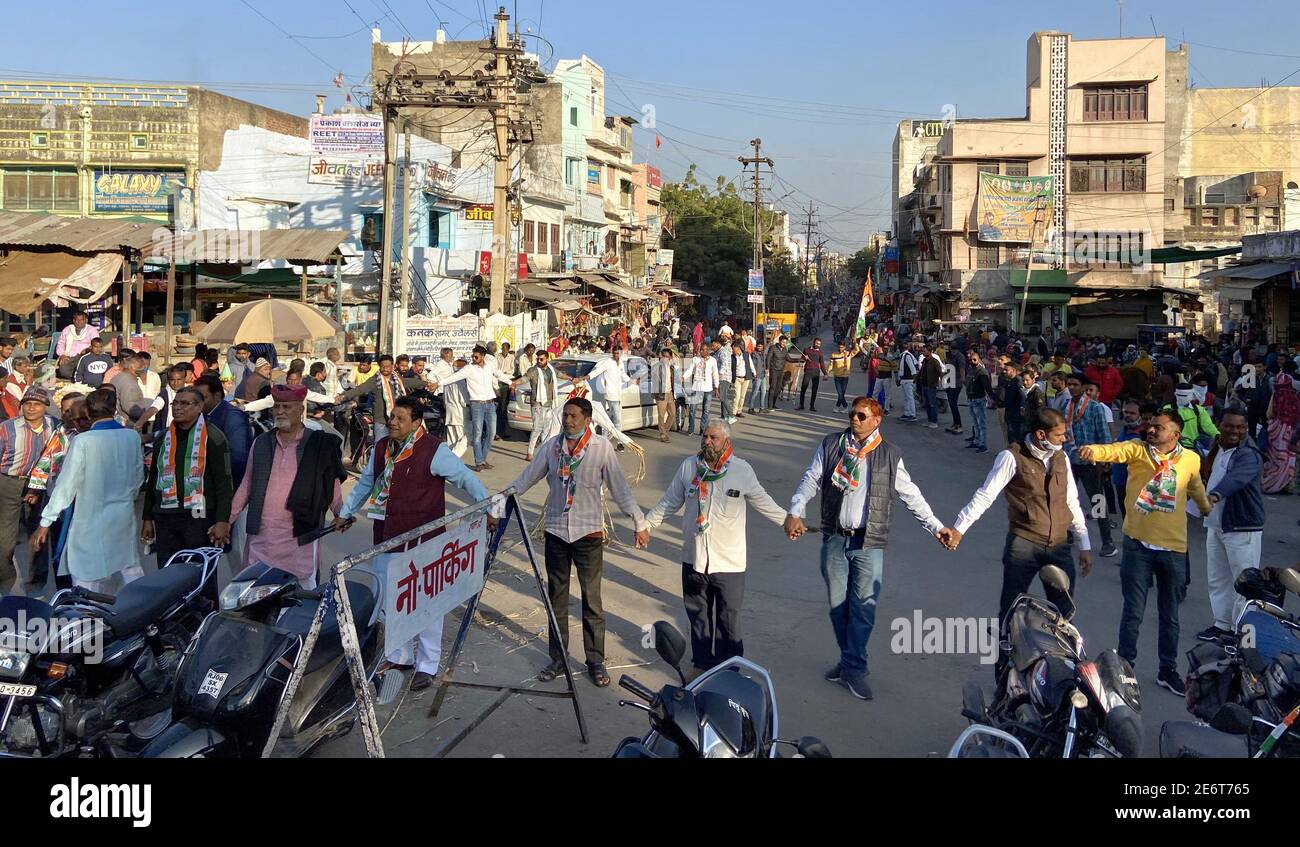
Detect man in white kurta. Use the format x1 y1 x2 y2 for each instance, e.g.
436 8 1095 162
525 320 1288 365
33 395 144 591
643 421 787 675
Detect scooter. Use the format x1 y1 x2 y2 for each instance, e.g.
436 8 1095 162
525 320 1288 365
140 550 384 758
612 621 831 759
961 565 1145 759
0 548 220 758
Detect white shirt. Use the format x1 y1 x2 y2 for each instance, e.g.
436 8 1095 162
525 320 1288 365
645 455 788 574
1202 445 1234 525
588 356 631 398
684 356 718 397
899 351 920 380
529 364 559 407
429 359 456 396
788 440 943 534
436 360 512 402
140 369 162 401
952 445 1092 551
1095 401 1114 424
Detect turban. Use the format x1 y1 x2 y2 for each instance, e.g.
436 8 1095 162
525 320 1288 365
271 383 308 402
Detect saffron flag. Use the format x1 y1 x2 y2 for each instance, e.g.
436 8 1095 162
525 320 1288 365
853 269 876 337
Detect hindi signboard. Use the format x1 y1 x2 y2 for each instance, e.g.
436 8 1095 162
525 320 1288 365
976 172 1054 244
747 293 765 304
309 114 384 154
307 157 383 186
382 515 488 658
402 314 481 359
747 269 764 291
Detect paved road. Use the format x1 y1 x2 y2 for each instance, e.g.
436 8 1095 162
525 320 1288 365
313 329 1300 758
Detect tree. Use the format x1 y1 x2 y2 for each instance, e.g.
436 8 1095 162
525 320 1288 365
845 246 877 283
763 253 803 297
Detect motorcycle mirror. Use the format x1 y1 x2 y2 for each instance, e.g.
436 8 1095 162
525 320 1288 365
1210 703 1254 736
1102 704 1144 758
652 621 687 672
1278 568 1300 598
1039 565 1071 593
794 736 832 758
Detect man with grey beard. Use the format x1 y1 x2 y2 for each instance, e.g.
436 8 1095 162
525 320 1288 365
228 384 346 587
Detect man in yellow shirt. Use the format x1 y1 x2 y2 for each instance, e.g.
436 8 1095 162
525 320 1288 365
1041 354 1073 399
828 341 853 410
1079 409 1211 698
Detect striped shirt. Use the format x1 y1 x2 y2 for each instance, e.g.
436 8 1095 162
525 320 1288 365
27 427 71 491
0 416 56 479
494 431 647 542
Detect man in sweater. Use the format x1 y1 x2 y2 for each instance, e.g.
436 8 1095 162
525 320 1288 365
644 421 788 677
73 337 115 388
784 397 954 701
1196 409 1265 642
513 350 561 460
944 408 1092 624
649 347 679 443
798 338 829 412
1079 410 1212 696
764 335 791 410
965 350 992 453
919 343 944 429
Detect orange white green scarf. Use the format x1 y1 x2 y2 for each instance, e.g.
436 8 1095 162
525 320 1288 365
1136 442 1183 514
364 425 425 520
556 426 594 513
691 446 733 534
378 373 406 414
27 427 70 492
158 416 207 511
1064 393 1090 442
831 429 882 493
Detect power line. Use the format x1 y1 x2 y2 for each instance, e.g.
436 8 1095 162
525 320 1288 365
238 0 350 76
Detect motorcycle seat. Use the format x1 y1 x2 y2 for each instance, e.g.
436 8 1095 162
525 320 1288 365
278 580 377 674
1159 721 1251 758
100 564 201 637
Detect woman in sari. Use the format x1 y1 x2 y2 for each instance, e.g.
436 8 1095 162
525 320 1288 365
1262 370 1300 493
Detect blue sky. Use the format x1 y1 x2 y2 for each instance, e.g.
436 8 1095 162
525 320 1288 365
4 0 1299 250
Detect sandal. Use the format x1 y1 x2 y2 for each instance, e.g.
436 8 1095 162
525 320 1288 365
587 662 611 687
537 660 567 682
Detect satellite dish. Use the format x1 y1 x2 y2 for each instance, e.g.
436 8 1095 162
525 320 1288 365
1248 184 1267 199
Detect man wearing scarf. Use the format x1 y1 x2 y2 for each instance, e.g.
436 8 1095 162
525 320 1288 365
1062 374 1117 559
494 397 648 688
336 396 487 690
336 354 423 444
1080 410 1211 697
513 350 561 461
644 421 786 678
19 390 85 592
943 408 1093 626
141 386 233 599
785 397 953 701
229 384 346 587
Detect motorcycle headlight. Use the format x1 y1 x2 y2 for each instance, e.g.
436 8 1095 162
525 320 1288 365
700 721 737 759
219 581 283 611
0 648 31 679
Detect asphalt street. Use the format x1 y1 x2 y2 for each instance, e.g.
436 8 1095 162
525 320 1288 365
297 328 1300 758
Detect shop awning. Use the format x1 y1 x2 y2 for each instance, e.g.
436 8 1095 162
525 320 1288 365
0 250 124 315
1152 245 1242 264
1198 261 1292 281
149 228 350 265
1218 278 1274 301
582 275 649 300
515 282 572 304
1014 290 1072 305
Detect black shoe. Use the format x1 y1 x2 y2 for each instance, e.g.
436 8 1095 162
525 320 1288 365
1196 625 1231 642
796 405 804 410
1156 668 1186 697
410 671 438 691
975 446 988 454
824 663 842 683
965 443 979 449
842 673 874 701
809 405 817 412
1099 544 1118 558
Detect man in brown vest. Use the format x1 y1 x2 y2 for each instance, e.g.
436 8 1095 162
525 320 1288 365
940 407 1093 624
336 396 490 690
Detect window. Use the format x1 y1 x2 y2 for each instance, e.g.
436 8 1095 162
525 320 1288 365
976 162 999 175
1245 207 1259 227
29 132 49 148
2 168 78 212
977 243 999 268
620 179 633 209
569 106 578 127
129 133 148 151
1201 207 1220 227
606 167 616 189
620 126 632 149
1204 192 1226 205
1004 162 1028 177
360 212 383 251
1082 84 1148 121
1164 198 1175 211
550 223 561 255
1227 207 1239 227
590 87 597 117
1266 207 1281 228
1068 157 1145 193
429 209 451 249
537 221 549 255
522 220 535 253
565 158 579 186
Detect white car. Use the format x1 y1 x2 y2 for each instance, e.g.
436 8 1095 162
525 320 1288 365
506 353 655 433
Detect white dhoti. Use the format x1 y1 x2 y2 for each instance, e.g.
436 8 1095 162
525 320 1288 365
387 617 444 675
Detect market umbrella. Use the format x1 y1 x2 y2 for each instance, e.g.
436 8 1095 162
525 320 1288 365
196 297 341 344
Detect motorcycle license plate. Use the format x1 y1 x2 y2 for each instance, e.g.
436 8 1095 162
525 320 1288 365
0 683 37 698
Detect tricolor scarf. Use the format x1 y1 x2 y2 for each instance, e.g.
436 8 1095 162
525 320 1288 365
364 425 425 520
27 427 70 492
158 416 208 510
556 426 594 513
831 429 883 493
691 446 733 534
378 373 406 414
1064 393 1090 443
1135 442 1183 514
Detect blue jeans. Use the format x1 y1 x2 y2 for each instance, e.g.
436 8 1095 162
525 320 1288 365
834 376 849 407
900 379 916 418
750 376 768 410
686 399 709 434
970 398 987 447
819 534 884 677
718 381 734 420
604 399 622 433
468 400 497 466
1117 537 1182 672
922 386 939 423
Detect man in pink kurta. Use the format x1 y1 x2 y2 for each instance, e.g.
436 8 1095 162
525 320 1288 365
229 385 344 587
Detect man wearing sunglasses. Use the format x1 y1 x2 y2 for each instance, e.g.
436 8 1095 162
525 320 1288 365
785 396 954 701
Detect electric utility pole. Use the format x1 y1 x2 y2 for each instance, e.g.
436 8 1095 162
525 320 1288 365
738 138 773 332
800 201 818 286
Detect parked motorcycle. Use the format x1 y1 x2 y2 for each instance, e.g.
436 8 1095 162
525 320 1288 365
960 565 1145 758
346 405 375 473
140 552 384 758
612 621 831 759
0 548 220 757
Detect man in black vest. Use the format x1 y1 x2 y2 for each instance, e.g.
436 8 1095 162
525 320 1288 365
785 396 953 701
942 407 1093 625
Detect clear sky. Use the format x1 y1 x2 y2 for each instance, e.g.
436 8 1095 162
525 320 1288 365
4 0 1299 250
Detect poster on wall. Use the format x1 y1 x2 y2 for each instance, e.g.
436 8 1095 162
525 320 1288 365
402 314 481 359
309 114 384 154
976 173 1054 243
92 170 184 213
307 157 383 186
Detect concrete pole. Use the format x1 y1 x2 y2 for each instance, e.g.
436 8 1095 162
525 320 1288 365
489 7 511 315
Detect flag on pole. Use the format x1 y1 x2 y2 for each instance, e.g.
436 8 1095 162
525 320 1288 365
853 269 876 337
655 135 662 149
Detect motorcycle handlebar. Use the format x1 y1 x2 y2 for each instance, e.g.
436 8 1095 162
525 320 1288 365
73 587 116 605
618 674 656 703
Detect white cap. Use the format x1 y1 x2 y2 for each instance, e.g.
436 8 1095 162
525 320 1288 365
719 325 734 336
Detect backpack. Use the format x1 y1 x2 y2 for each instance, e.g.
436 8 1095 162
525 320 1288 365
1184 640 1240 722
